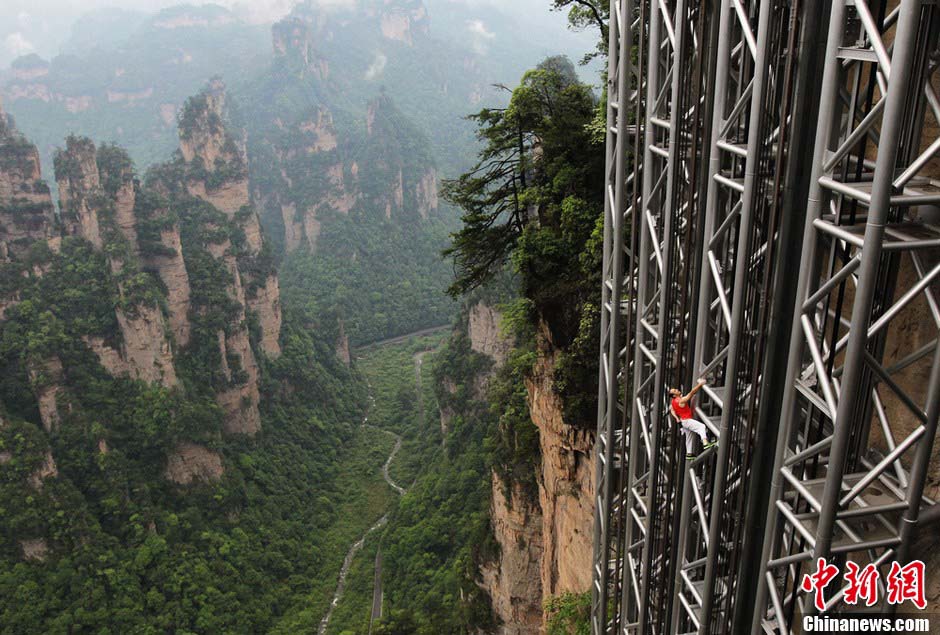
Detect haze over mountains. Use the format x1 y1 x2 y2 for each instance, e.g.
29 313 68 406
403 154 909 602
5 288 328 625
0 1 608 632
1 1 598 177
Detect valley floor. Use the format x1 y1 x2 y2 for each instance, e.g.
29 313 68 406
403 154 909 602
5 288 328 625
324 332 445 635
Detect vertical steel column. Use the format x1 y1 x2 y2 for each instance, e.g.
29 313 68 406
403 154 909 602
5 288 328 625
805 0 923 591
697 0 775 629
748 0 849 624
593 1 939 633
752 0 940 630
592 0 640 631
731 2 828 628
673 0 748 628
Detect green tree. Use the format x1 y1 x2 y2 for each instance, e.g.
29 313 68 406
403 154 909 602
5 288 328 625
551 1 609 62
442 56 601 300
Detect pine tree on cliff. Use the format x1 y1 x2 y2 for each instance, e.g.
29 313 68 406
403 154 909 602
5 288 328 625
443 54 605 424
443 55 602 312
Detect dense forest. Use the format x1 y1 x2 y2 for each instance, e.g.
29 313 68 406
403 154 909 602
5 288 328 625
0 0 607 633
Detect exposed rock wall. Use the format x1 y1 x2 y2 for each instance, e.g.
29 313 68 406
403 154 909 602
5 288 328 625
55 138 179 389
260 101 355 254
57 137 103 249
181 81 282 369
299 107 338 152
415 167 439 219
335 319 351 366
114 306 178 386
216 325 262 436
144 219 192 346
371 0 430 45
0 101 55 260
478 471 544 634
475 316 594 627
19 538 49 561
469 302 511 367
526 342 595 600
364 95 438 222
272 17 330 79
248 275 282 357
27 357 67 432
111 171 139 253
165 442 224 484
27 450 58 490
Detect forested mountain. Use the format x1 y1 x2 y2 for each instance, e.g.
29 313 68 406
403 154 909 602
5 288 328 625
1 0 593 184
365 51 607 633
0 0 607 633
3 0 584 347
0 83 374 630
2 5 271 172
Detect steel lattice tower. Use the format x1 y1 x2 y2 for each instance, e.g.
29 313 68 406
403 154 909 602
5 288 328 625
592 0 940 633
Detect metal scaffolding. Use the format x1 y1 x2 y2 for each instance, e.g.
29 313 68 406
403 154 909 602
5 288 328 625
592 0 940 633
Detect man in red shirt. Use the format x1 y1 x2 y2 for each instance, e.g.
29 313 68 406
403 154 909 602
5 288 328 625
669 378 716 459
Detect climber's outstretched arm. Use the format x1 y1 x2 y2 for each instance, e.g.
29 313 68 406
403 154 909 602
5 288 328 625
679 378 707 406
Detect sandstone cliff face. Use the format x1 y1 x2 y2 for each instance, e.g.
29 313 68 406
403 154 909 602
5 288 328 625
369 0 430 45
364 95 438 221
165 442 224 484
179 82 264 256
475 315 595 627
181 81 282 366
179 80 237 169
299 107 338 152
415 167 439 220
248 275 283 357
55 138 179 389
478 471 544 634
199 233 264 434
526 339 595 600
19 538 49 561
27 450 58 490
264 103 356 254
111 170 139 253
272 17 330 80
27 357 67 432
144 218 192 347
57 137 103 249
0 102 56 260
462 300 593 626
115 306 179 386
216 326 262 436
469 302 511 367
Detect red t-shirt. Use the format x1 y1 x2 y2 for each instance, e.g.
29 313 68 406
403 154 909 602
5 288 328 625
671 397 693 420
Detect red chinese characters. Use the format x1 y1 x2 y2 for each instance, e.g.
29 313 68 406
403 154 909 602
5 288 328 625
801 557 840 611
801 558 927 611
843 561 879 607
886 560 927 610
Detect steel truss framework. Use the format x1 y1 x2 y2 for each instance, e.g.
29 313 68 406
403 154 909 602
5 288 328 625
592 1 940 633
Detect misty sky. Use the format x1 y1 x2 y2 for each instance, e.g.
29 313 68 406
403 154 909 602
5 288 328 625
0 0 599 69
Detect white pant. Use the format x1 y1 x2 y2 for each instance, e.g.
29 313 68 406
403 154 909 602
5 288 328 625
680 418 709 454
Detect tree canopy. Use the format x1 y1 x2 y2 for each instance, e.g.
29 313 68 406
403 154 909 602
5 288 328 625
442 56 601 302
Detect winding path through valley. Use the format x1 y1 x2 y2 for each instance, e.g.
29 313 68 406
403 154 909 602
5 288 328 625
317 389 407 635
319 335 442 635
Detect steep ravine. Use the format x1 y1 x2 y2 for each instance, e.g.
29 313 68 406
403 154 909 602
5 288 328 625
318 419 404 635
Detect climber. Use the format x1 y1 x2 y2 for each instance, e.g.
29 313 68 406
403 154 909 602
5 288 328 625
669 379 716 460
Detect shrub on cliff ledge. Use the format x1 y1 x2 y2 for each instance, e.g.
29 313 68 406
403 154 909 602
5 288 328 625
545 592 591 634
